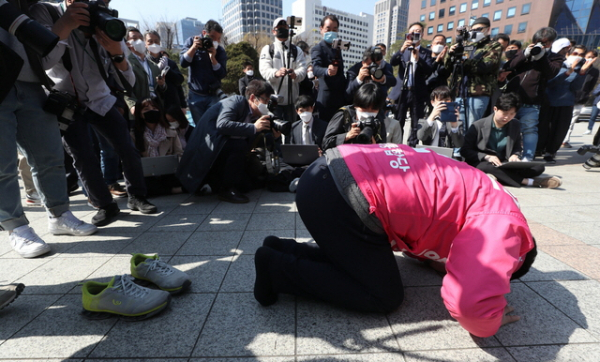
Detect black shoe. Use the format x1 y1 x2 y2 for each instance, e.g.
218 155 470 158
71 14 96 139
544 155 556 164
218 188 249 204
127 196 158 214
254 246 278 306
92 203 120 226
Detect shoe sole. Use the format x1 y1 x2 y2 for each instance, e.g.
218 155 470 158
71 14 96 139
49 226 98 236
0 284 25 310
81 295 171 321
25 201 42 206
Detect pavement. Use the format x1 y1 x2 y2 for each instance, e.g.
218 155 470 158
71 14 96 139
0 121 599 362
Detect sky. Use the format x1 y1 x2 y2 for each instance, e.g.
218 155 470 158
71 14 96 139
111 0 376 28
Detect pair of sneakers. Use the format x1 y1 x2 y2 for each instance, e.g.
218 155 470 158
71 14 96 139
81 254 191 320
10 211 97 258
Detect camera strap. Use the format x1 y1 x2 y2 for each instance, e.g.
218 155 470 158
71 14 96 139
88 37 133 97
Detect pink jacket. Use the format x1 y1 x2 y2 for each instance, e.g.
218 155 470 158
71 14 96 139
337 144 535 337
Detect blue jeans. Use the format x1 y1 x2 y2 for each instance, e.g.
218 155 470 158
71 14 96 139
93 129 121 185
188 91 219 124
589 105 599 131
0 81 69 231
457 96 490 131
516 105 541 160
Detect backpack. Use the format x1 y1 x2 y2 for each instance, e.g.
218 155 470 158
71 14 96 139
268 43 298 63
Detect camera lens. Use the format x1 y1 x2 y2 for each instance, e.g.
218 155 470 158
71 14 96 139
102 18 126 41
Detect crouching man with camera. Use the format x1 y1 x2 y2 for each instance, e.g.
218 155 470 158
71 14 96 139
0 0 98 258
322 83 387 151
177 80 277 204
30 0 157 226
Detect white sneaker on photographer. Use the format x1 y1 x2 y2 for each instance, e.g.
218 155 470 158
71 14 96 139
9 225 51 258
48 211 97 236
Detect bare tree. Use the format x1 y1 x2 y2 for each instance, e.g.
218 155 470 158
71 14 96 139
242 28 271 51
140 15 179 50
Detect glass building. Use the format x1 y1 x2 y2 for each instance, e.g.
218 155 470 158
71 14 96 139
553 0 600 49
222 0 284 44
176 18 205 47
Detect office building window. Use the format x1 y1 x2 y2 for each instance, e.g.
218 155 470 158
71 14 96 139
482 13 489 18
441 0 446 2
431 0 436 5
447 21 454 30
522 3 531 15
483 0 491 6
517 22 527 33
458 19 465 27
430 11 435 20
496 0 503 3
449 6 456 15
422 0 426 9
437 24 443 32
491 27 499 36
439 8 445 18
427 26 434 34
507 6 516 18
472 0 479 10
504 24 513 35
420 14 426 21
460 3 467 13
494 10 502 21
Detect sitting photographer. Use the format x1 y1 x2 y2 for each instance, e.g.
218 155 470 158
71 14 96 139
322 83 387 151
176 80 275 204
180 20 227 124
460 93 561 188
131 98 183 196
31 0 158 227
417 86 463 149
345 46 396 102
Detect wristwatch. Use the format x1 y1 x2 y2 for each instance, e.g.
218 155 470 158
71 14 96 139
110 54 125 63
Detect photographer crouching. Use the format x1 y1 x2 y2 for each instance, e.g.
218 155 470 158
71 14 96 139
322 83 387 151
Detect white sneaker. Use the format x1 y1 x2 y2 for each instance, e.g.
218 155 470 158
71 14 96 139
583 129 592 135
25 192 42 206
48 211 97 236
9 225 51 258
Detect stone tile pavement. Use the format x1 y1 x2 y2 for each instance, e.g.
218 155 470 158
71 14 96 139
0 122 599 361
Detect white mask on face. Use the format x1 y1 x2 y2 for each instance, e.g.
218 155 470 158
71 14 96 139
299 112 312 123
130 39 146 54
566 55 583 68
356 110 378 120
213 41 219 48
432 44 444 54
246 70 254 77
257 101 270 115
147 43 162 54
169 121 180 129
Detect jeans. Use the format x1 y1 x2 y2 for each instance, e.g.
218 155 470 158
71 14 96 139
457 96 490 131
188 91 219 124
516 105 541 160
0 81 69 231
589 105 599 131
93 129 121 185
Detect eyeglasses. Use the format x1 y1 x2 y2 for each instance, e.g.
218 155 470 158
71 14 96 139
572 52 584 56
471 27 486 32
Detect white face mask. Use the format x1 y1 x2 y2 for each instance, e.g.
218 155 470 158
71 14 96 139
246 70 254 77
213 41 219 48
307 71 314 79
356 110 378 120
432 44 444 54
299 112 312 123
130 39 146 54
257 101 270 115
472 32 486 43
566 55 583 68
147 43 162 54
169 121 180 129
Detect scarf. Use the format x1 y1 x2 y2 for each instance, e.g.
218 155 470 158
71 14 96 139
144 124 168 157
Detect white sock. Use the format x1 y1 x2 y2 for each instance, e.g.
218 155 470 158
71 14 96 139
526 178 534 186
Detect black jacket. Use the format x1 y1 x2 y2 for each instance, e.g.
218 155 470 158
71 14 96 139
345 61 396 102
238 75 254 96
311 40 347 121
388 46 434 102
505 50 563 105
322 106 387 151
461 113 522 166
287 117 328 148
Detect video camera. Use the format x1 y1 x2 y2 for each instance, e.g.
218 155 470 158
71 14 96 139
332 39 351 51
266 94 292 135
405 32 420 50
368 47 384 80
451 26 475 60
75 0 126 42
356 116 381 144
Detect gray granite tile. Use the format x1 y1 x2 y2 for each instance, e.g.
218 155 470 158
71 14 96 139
387 286 501 351
170 199 220 215
294 229 315 243
15 257 111 295
176 230 243 256
167 255 233 293
79 256 133 287
258 191 297 203
520 251 589 282
197 213 252 232
0 294 116 359
0 294 62 343
403 348 515 362
87 359 184 362
212 199 258 214
95 211 165 234
57 234 136 258
121 231 193 255
394 253 444 287
147 214 208 232
296 301 400 355
245 212 296 231
296 213 307 230
192 358 294 362
526 280 600 339
236 230 296 255
192 293 295 357
543 222 600 246
507 344 600 362
0 257 51 282
89 293 214 358
220 254 255 292
298 354 405 361
494 283 597 346
521 206 599 224
253 195 297 213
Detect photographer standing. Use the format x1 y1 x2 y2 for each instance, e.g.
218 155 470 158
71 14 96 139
30 0 158 226
180 20 227 124
259 17 307 125
346 46 396 101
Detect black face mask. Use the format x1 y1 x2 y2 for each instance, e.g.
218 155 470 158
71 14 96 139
276 28 289 39
505 49 518 59
143 109 160 124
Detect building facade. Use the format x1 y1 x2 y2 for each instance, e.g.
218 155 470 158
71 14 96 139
222 0 283 44
175 18 204 47
373 0 410 50
292 0 374 65
554 0 600 50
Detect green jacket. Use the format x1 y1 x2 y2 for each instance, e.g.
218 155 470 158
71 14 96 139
444 37 502 97
125 52 166 117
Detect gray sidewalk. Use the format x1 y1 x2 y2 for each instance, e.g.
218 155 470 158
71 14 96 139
1 122 599 362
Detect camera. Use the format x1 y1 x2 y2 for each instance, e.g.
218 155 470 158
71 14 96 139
356 116 381 144
286 16 302 28
332 39 351 51
405 32 421 50
577 145 600 169
368 47 384 80
75 0 126 42
451 26 473 59
43 91 85 131
0 0 59 56
264 94 291 135
529 42 544 57
197 36 213 49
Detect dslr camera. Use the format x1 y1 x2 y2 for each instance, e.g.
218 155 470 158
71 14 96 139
43 91 85 131
368 47 384 80
75 0 126 42
405 32 420 50
356 116 381 144
529 42 545 58
266 94 291 135
332 39 351 51
196 36 214 50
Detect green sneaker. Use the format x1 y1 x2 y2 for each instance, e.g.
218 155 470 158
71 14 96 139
131 254 192 294
81 275 171 320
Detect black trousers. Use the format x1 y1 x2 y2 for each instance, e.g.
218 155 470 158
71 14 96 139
476 162 545 187
267 157 404 313
394 90 425 147
537 105 573 155
207 138 252 192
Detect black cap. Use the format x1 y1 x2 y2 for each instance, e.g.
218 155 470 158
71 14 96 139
471 17 491 28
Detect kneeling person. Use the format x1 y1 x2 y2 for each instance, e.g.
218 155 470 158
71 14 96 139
417 86 464 148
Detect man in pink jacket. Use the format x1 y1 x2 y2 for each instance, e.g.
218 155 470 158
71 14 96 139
254 143 537 338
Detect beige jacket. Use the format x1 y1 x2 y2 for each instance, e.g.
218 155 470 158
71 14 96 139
131 128 184 158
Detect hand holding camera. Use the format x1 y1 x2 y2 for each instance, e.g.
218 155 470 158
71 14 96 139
95 28 122 55
345 123 361 142
254 115 272 132
327 64 338 76
53 1 89 40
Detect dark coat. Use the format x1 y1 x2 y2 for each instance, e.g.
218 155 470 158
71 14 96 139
461 113 522 166
147 55 187 109
345 61 396 102
388 46 434 102
505 50 563 105
322 106 387 151
238 75 254 96
176 96 257 192
287 117 328 148
311 40 347 121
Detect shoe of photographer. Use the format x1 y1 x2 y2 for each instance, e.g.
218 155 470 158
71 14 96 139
533 176 562 189
218 188 249 204
92 203 120 227
9 225 51 258
583 129 592 135
25 192 42 206
0 283 25 310
127 196 158 214
108 183 127 198
130 253 192 294
561 142 572 148
49 211 98 236
543 153 556 164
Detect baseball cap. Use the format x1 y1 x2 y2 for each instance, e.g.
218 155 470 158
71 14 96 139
273 17 287 29
551 38 571 53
